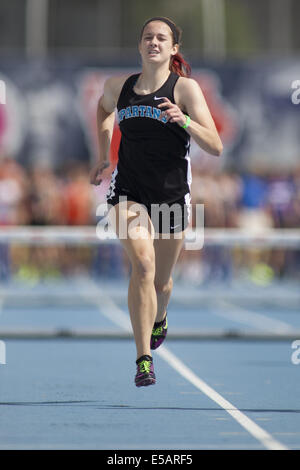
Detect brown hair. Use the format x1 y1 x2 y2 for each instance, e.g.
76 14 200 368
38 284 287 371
140 17 191 78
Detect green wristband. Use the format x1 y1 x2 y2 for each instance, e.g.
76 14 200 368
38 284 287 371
182 115 191 129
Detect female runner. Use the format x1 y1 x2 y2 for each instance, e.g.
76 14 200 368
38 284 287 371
90 16 223 387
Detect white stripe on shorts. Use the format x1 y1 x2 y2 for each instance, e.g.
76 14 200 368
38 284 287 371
106 167 118 201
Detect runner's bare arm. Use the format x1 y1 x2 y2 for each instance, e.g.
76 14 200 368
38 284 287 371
96 77 122 166
90 76 128 185
167 77 223 156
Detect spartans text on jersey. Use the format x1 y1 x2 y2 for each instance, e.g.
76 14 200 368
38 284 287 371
118 105 168 123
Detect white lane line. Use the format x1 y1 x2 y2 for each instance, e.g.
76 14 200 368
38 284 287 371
82 282 289 450
93 295 132 332
213 299 294 333
156 346 288 450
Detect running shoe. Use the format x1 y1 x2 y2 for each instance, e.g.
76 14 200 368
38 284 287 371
135 355 156 387
150 314 168 350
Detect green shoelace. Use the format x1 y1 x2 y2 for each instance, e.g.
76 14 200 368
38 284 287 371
152 317 168 336
139 360 151 374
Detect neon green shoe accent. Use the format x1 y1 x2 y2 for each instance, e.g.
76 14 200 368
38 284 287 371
152 316 168 336
139 360 151 374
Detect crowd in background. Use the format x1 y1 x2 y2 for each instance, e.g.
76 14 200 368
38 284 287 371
0 156 299 284
0 156 300 229
0 157 93 226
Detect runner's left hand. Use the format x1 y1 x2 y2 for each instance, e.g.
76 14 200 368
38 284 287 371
157 98 187 126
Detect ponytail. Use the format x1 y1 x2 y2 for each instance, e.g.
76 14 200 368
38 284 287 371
170 52 191 77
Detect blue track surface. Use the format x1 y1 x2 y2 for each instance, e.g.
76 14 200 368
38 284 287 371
0 281 299 450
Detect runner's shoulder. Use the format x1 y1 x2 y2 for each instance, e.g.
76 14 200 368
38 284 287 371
104 74 131 100
176 76 201 94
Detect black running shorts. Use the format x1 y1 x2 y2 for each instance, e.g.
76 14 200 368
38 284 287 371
106 174 191 234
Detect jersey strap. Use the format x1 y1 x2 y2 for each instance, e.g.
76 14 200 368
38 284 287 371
117 74 139 109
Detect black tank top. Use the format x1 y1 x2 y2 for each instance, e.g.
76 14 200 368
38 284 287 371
116 72 191 205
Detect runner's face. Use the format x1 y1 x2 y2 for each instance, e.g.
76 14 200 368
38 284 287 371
139 21 178 65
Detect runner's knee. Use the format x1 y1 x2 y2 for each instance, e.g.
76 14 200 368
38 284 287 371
154 277 173 295
131 252 155 282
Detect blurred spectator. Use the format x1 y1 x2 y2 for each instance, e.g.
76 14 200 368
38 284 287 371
265 169 299 228
191 167 243 228
29 165 66 225
238 169 273 231
216 171 243 227
191 167 226 227
62 163 94 225
0 156 31 225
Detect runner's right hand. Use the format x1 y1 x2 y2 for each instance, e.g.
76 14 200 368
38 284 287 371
90 161 110 186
